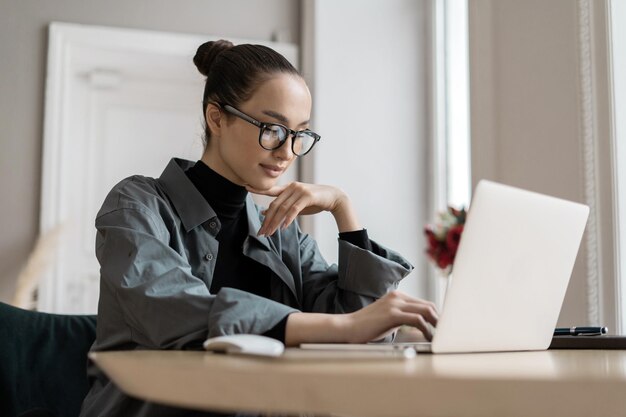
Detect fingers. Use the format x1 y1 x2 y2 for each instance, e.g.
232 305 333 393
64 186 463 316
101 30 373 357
401 313 434 341
384 291 439 341
391 304 436 341
259 184 311 236
256 186 294 237
346 290 439 344
386 291 438 325
253 182 342 237
260 189 300 236
402 300 439 326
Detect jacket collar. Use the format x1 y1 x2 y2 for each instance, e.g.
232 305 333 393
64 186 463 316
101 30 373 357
244 194 299 302
158 158 273 250
158 158 217 232
160 159 298 302
245 194 273 251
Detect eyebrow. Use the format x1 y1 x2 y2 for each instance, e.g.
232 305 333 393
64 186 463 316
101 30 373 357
261 110 309 127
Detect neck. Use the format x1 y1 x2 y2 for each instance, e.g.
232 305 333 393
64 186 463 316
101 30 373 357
186 159 247 222
201 148 244 186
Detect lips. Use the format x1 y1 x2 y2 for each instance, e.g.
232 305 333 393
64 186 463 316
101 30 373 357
260 164 285 178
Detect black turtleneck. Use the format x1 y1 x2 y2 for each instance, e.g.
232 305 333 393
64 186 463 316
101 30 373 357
186 160 272 299
185 160 373 343
186 160 290 341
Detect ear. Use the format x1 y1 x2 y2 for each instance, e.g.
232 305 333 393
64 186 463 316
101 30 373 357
205 103 223 137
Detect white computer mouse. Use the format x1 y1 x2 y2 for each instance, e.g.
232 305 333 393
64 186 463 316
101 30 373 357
203 334 285 357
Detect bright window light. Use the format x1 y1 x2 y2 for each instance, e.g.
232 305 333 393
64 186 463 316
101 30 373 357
444 0 471 209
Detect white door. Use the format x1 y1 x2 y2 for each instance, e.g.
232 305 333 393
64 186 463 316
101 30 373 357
39 23 298 314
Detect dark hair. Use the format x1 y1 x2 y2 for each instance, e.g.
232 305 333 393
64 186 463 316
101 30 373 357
193 39 301 146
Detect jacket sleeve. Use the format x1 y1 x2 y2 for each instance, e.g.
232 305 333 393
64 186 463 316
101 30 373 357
297 224 414 314
95 206 298 350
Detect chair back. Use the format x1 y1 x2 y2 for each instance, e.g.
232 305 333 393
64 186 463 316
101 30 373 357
0 302 97 417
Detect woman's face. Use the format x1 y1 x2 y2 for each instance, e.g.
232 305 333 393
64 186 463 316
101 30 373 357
203 73 312 190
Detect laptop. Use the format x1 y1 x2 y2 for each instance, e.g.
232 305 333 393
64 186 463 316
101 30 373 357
303 180 589 355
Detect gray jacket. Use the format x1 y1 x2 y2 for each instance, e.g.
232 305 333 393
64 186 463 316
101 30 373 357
80 158 413 417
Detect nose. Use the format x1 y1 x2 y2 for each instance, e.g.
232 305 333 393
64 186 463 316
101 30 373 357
272 135 295 161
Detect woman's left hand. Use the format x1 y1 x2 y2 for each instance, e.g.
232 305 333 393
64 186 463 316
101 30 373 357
247 182 358 236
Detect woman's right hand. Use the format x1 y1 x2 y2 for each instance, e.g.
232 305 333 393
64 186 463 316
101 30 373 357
284 291 438 346
341 291 439 343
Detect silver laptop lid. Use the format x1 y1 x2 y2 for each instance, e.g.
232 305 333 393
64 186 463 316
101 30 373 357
431 180 589 353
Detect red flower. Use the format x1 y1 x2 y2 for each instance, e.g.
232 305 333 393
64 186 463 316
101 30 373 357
424 227 439 248
423 206 466 274
436 247 454 269
446 225 464 253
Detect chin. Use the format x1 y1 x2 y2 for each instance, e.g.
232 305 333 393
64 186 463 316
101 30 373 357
250 177 279 191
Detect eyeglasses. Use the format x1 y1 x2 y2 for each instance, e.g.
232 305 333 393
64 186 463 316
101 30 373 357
219 103 321 156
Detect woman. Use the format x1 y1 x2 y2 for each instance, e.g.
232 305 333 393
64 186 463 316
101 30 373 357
80 39 438 417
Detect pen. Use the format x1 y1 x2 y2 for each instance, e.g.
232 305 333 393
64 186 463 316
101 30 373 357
554 326 608 336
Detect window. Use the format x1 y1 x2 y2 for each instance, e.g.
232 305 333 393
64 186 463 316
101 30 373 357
431 0 471 304
443 0 471 209
434 0 470 210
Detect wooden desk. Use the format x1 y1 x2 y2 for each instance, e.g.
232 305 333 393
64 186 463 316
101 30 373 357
90 349 626 417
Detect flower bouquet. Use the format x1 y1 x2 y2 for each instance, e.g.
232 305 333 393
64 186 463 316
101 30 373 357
423 206 466 276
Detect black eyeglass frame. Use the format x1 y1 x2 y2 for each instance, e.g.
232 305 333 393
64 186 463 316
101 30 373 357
217 103 321 156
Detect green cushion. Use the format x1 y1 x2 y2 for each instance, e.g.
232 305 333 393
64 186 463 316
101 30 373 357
0 302 97 417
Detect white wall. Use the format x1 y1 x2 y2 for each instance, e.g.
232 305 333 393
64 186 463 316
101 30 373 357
0 0 300 303
303 0 431 298
611 0 626 333
469 0 618 328
1 0 435 303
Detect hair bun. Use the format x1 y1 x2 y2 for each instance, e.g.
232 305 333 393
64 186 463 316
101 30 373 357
193 39 234 77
